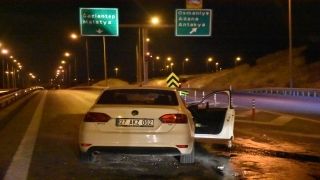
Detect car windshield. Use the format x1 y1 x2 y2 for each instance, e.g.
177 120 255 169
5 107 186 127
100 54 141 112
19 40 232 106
96 89 179 105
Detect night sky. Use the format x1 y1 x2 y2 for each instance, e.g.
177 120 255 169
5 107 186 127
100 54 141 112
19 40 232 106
0 0 319 84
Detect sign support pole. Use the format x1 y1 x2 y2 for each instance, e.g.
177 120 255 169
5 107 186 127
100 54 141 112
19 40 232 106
103 36 107 87
85 38 90 86
142 28 148 85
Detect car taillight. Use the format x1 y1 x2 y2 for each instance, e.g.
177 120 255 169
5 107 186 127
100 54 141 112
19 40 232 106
84 112 111 122
159 114 188 123
80 143 92 147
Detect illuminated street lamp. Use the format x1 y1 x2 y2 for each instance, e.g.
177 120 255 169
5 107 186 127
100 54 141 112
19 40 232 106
151 17 159 24
64 52 77 86
207 58 212 72
70 33 90 85
215 62 219 72
1 49 9 88
182 58 189 74
170 63 174 72
167 57 171 66
115 68 118 77
235 57 241 68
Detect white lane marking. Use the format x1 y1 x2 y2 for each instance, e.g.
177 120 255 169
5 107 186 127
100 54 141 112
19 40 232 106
236 110 260 117
270 116 293 125
4 91 47 180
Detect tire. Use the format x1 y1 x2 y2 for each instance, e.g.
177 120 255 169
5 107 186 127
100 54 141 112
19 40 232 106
180 146 195 163
80 152 96 163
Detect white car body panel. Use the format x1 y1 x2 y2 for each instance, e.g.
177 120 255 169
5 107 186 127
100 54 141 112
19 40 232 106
79 86 234 163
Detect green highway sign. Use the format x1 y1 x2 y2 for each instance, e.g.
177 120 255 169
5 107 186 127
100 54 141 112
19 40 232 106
79 8 119 36
175 9 212 37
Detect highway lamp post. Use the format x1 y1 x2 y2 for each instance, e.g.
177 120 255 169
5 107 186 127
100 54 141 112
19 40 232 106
170 63 174 72
12 59 17 88
56 70 61 86
207 58 212 73
146 52 155 78
235 57 241 68
166 57 171 75
29 73 35 86
59 63 66 88
115 68 118 77
1 48 9 88
6 62 10 88
71 34 89 86
182 58 188 74
215 62 219 72
65 52 77 86
288 0 293 88
155 56 160 77
5 71 9 88
167 57 171 67
10 71 14 88
166 65 169 76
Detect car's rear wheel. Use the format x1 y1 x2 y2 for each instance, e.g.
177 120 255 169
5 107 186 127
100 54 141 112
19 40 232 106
80 152 96 163
179 146 194 163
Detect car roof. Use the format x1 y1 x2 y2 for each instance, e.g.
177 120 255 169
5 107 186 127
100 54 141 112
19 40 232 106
104 85 178 91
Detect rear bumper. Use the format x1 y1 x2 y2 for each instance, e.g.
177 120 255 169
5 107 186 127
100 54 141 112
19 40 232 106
79 124 194 155
85 146 182 156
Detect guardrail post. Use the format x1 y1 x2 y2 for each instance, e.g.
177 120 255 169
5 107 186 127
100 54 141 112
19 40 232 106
213 93 216 106
194 91 197 101
252 99 255 120
202 91 205 99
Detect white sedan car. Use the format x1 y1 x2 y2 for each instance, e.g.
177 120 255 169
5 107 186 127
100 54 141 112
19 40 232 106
79 86 234 164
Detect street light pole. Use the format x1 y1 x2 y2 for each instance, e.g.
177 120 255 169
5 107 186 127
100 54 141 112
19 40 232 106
85 38 90 86
74 56 77 85
235 57 241 68
2 58 4 88
183 58 188 74
1 49 9 88
70 34 90 86
207 58 212 72
142 28 148 85
103 36 107 86
289 0 293 88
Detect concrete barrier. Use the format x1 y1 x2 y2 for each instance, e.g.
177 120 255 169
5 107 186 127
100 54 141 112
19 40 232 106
0 87 44 108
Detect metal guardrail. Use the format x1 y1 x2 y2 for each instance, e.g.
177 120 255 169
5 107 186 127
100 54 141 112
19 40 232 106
0 87 44 108
238 87 320 98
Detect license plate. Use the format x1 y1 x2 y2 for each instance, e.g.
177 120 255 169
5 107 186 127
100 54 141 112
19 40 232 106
116 118 154 127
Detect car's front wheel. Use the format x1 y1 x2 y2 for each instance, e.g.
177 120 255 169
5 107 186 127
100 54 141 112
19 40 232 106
80 152 96 163
179 146 194 163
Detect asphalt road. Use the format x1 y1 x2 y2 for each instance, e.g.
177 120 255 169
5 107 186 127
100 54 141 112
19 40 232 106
0 89 319 179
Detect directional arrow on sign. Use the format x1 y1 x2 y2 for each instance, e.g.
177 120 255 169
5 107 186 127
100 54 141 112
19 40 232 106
166 72 179 88
96 29 103 34
190 28 197 34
